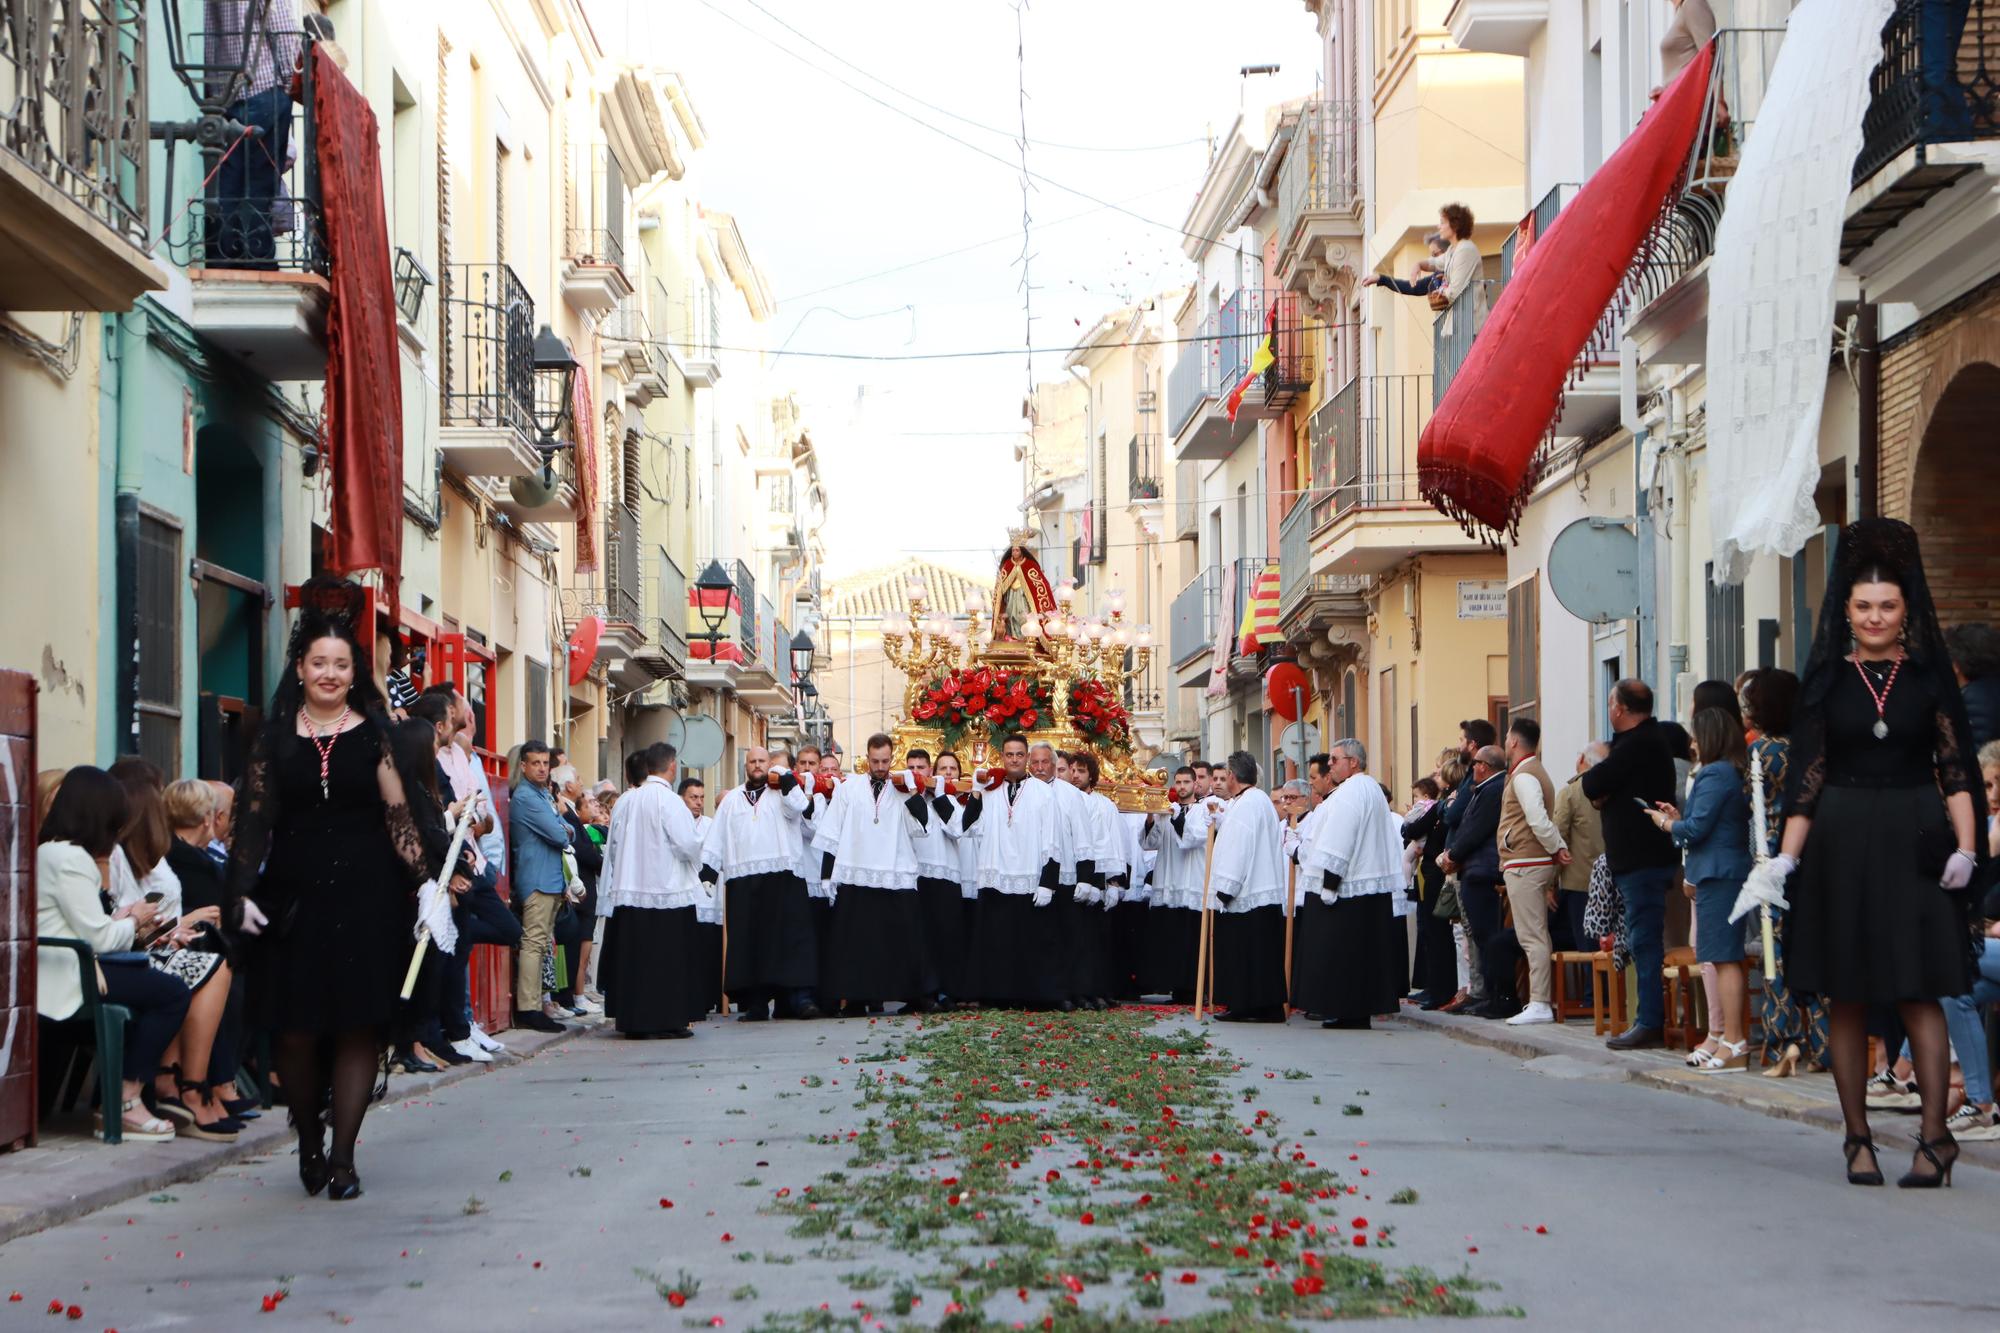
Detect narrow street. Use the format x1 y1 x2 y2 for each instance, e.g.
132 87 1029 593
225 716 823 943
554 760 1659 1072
4 1011 1995 1330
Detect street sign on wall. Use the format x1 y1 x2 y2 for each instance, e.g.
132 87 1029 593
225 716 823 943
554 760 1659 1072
1457 580 1507 620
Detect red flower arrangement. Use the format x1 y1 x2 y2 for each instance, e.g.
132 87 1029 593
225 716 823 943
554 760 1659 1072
1067 678 1134 754
913 666 1052 750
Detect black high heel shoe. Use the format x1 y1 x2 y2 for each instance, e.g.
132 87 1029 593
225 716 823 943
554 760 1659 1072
298 1136 329 1196
1843 1133 1883 1186
1897 1133 1958 1188
326 1159 362 1201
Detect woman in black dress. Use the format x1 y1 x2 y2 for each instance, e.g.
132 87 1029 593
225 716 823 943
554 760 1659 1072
228 587 433 1200
1773 520 1988 1189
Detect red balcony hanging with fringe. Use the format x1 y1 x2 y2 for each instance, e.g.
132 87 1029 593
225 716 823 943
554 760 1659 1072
314 45 404 614
1418 41 1715 540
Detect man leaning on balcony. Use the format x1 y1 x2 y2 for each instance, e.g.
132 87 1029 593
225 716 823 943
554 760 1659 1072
205 0 304 270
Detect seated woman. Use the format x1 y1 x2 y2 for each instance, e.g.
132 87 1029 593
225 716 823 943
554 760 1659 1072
109 767 241 1140
36 767 191 1143
162 779 261 1124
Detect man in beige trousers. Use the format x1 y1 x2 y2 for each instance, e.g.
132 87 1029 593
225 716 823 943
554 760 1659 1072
1498 717 1570 1026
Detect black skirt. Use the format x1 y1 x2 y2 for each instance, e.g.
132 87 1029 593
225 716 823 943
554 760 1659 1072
964 890 1066 1006
600 906 704 1035
1065 876 1113 1000
1145 906 1202 997
1788 785 1972 1002
723 871 819 992
1294 892 1404 1023
917 876 968 999
695 922 723 1016
1214 905 1288 1014
1108 900 1151 998
821 886 933 1003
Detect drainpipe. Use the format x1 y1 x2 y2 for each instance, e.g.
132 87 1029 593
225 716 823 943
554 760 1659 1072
1633 427 1658 698
1666 420 1692 721
1855 299 1878 519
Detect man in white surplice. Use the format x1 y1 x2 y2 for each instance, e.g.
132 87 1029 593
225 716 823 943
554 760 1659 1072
964 734 1064 1007
597 742 707 1038
1141 764 1212 1002
1295 738 1408 1030
701 745 820 1022
814 732 936 1012
1207 752 1289 1023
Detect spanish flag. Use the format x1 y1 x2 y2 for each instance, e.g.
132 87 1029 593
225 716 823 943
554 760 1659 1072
1237 563 1282 653
1223 331 1277 423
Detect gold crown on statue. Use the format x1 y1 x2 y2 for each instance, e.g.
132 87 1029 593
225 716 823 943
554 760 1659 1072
1006 524 1039 548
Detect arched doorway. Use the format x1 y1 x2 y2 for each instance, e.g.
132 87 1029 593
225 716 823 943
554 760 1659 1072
1910 362 2000 627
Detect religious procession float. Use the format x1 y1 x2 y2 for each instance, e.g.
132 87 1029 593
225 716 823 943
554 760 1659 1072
878 529 1169 813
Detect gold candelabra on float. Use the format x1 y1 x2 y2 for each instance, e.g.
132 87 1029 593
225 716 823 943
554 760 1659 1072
878 574 993 720
1016 580 1154 733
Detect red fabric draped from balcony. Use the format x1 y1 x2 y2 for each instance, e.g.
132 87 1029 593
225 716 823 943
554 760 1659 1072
1418 41 1715 539
313 46 404 613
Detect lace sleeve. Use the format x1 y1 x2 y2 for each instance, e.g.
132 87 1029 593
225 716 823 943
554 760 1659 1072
225 727 279 917
1936 707 1974 797
1785 698 1826 820
377 740 431 890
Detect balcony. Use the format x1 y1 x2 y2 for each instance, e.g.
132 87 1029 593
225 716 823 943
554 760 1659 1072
737 594 791 707
600 505 647 653
169 24 330 379
599 296 648 381
439 262 539 477
1625 28 1787 368
1169 288 1284 461
1305 374 1471 572
1274 99 1363 297
1845 1 2000 268
685 557 755 690
1445 0 1549 56
1433 279 1496 407
1128 433 1163 505
0 0 164 310
561 143 632 318
680 278 722 387
1173 457 1199 540
493 440 576 525
1170 564 1222 684
630 546 689 681
1260 291 1313 412
1228 555 1264 672
1278 495 1370 638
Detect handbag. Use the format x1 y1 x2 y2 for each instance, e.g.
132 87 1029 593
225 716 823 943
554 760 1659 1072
1426 287 1451 313
1433 874 1461 921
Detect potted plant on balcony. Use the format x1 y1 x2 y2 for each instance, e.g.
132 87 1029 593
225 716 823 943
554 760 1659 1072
1132 477 1162 501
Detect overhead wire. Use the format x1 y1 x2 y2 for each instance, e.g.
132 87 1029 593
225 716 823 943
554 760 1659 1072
642 317 1362 364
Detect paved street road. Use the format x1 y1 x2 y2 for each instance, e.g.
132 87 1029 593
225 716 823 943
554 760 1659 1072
3 1012 1996 1330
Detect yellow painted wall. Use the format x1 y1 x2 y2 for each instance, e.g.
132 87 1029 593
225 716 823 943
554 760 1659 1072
1366 552 1508 796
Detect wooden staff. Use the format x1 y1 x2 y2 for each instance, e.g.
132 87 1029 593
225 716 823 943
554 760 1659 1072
1749 749 1776 981
1283 857 1298 1001
1193 823 1218 1021
717 885 732 1015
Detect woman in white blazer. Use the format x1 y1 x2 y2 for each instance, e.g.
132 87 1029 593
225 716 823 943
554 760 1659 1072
37 767 193 1143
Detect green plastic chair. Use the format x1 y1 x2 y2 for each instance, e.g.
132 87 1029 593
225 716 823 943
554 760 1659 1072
40 937 132 1144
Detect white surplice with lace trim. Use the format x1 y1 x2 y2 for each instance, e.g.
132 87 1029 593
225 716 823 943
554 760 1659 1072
814 775 926 891
1207 787 1286 913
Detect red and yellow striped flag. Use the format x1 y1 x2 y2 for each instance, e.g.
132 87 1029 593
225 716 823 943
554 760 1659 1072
1237 564 1282 653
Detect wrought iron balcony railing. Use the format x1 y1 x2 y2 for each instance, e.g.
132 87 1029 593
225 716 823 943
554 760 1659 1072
1274 98 1362 254
1307 373 1434 526
1432 279 1496 408
565 141 626 272
0 0 149 247
1170 565 1221 668
606 506 643 626
1857 0 2000 184
441 262 535 436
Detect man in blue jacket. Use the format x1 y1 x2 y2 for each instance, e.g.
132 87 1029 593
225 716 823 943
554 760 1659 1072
510 740 574 1033
1440 745 1508 1017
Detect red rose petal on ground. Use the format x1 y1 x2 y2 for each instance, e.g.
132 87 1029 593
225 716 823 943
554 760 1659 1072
260 1297 276 1313
1535 1224 1548 1234
1468 1246 1479 1254
659 1199 673 1209
1177 1272 1199 1284
1079 1212 1094 1225
720 1233 733 1242
668 1293 686 1308
1352 1235 1367 1247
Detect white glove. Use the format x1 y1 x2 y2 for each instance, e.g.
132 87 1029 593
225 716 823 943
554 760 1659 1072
1768 852 1798 880
1103 886 1123 909
1075 884 1099 905
1729 859 1791 924
822 880 837 906
1315 887 1337 907
1942 849 1978 890
1032 886 1054 908
238 899 269 936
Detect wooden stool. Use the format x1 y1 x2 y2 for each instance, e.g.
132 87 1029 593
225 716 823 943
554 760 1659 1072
1661 946 1702 1051
1587 951 1627 1036
1551 951 1600 1024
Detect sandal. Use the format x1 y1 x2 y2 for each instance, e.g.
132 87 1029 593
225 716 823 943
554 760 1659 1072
1692 1037 1749 1073
98 1097 177 1142
1684 1035 1721 1068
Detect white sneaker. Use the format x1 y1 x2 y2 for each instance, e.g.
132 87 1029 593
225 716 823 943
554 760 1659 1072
1865 1072 1920 1109
468 1022 506 1054
1945 1102 2000 1141
452 1038 494 1064
1505 1001 1556 1026
570 995 601 1015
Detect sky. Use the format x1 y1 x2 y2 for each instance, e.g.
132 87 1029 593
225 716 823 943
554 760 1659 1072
588 0 1320 579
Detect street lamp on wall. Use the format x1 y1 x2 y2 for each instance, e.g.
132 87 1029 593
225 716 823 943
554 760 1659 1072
694 560 733 652
790 630 816 692
530 324 580 457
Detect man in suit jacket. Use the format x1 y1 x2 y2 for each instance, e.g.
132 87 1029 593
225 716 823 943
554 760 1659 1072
1440 745 1509 1017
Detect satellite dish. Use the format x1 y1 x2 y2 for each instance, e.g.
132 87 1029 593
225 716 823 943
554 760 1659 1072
677 714 725 770
566 615 603 687
1548 517 1641 626
661 708 687 750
